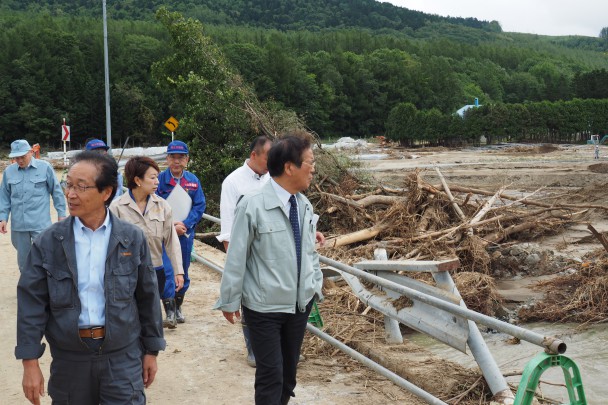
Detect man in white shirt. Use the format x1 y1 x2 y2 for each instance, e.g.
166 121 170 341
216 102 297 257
218 136 272 251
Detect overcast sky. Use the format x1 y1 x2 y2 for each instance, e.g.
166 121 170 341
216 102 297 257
385 0 606 37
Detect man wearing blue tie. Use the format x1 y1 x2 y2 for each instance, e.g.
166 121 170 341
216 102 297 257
215 132 324 405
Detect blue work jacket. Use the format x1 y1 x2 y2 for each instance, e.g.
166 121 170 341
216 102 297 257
156 169 206 231
0 158 66 231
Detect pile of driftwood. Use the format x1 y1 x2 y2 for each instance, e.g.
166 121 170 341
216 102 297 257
312 165 606 273
518 251 608 323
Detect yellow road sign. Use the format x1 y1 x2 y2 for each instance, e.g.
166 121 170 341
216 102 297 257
164 116 179 132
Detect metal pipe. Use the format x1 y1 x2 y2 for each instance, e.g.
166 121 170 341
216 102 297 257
433 271 511 396
194 245 447 404
320 256 566 354
191 251 223 274
202 213 220 224
198 213 566 353
305 324 448 405
102 0 112 152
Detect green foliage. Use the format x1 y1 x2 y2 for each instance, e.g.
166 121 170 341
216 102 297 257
151 8 261 209
4 0 496 33
2 2 608 154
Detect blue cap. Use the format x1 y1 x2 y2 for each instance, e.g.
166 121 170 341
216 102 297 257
85 139 109 151
86 139 110 151
9 139 32 158
167 140 189 154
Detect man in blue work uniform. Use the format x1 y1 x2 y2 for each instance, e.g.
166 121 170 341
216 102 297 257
85 138 124 199
0 139 66 273
157 140 206 324
16 151 165 405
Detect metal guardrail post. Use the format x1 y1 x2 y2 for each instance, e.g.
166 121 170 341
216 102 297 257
373 248 404 344
433 271 512 401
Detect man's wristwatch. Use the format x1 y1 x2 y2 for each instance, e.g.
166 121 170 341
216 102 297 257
144 350 159 356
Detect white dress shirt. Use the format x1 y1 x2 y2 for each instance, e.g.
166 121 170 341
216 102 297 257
270 178 300 229
217 160 270 243
73 211 112 327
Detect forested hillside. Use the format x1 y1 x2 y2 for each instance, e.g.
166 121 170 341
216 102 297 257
1 1 608 149
2 0 497 32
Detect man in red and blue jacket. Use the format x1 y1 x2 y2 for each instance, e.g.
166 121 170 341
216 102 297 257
157 141 206 324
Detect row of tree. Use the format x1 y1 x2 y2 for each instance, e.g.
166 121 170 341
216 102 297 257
4 0 496 33
3 10 608 149
386 98 608 146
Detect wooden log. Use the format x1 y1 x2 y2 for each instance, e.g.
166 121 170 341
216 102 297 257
320 191 405 208
434 166 467 222
434 184 608 212
587 224 608 253
324 226 384 248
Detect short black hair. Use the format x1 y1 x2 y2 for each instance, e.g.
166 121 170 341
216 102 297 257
249 136 272 154
267 133 312 177
124 156 160 190
71 151 118 206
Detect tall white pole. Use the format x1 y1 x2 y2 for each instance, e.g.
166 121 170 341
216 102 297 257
102 0 112 153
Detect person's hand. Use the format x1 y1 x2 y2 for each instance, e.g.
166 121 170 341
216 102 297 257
142 354 158 388
22 359 44 405
175 274 184 291
174 221 187 236
0 220 7 234
222 310 240 324
315 231 326 247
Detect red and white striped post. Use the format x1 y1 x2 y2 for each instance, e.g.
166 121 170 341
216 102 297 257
61 118 70 166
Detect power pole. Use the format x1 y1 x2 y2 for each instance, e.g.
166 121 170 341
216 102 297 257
102 0 112 153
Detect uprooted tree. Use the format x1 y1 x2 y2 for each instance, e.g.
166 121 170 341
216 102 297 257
152 7 306 210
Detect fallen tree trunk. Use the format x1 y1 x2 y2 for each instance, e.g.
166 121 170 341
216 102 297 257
321 191 406 208
324 225 385 248
434 184 608 212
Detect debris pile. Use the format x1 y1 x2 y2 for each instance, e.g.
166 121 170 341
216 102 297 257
518 251 608 323
311 154 600 275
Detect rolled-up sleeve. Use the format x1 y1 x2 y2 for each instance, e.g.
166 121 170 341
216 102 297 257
47 164 67 218
162 204 184 275
0 172 10 222
217 178 238 243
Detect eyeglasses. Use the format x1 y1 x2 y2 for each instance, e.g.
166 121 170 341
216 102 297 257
62 182 97 194
167 154 188 161
302 160 316 168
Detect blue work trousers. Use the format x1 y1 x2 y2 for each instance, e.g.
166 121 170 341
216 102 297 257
162 231 194 295
11 229 41 273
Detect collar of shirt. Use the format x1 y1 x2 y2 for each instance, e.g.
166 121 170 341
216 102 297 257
73 208 112 234
270 178 298 220
17 157 37 171
244 159 265 181
128 189 150 214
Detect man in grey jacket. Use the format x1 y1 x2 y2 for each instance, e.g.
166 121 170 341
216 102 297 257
215 132 324 405
16 151 165 405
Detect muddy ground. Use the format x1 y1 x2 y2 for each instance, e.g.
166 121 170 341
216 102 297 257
1 143 607 404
